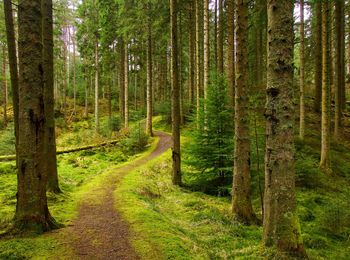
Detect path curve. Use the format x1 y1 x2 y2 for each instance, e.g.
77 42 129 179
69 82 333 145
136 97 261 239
68 131 171 259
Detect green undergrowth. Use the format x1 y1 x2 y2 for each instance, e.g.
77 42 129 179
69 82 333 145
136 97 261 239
115 151 263 260
115 116 350 259
0 128 156 259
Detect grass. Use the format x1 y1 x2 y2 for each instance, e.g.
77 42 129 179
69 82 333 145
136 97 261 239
0 118 156 259
114 110 350 259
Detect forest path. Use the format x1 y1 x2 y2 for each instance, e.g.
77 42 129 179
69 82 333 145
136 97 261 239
65 131 172 259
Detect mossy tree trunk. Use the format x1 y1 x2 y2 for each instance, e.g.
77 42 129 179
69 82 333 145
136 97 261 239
232 0 256 225
320 0 331 172
43 0 60 193
2 45 7 128
171 0 181 186
263 0 306 257
299 0 305 141
334 0 345 140
16 0 57 233
3 0 19 152
314 0 322 113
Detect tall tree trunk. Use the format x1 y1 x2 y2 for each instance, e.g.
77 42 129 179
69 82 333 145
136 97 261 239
320 0 331 171
2 46 7 127
43 0 60 193
119 39 125 121
188 0 195 106
95 39 99 132
263 0 306 256
203 0 209 101
214 0 218 71
232 0 256 224
146 16 153 136
226 0 235 110
124 42 129 128
84 73 88 117
314 1 322 113
171 0 181 186
334 0 345 139
16 0 56 232
299 0 305 140
195 0 201 127
4 0 19 154
73 30 76 114
217 0 224 74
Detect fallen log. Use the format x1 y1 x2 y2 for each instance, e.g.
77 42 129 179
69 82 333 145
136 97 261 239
0 139 120 162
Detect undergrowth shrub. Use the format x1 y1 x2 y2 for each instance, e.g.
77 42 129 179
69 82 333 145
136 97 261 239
184 73 233 195
121 126 149 154
154 101 171 125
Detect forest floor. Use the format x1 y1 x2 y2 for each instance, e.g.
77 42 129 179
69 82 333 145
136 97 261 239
64 131 171 259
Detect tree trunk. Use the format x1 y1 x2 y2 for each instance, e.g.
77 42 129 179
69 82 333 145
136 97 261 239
171 0 181 186
214 0 218 71
188 0 195 106
226 0 235 110
232 0 256 225
146 16 153 136
320 0 331 171
263 0 306 256
124 42 129 128
217 0 224 74
119 39 125 121
3 0 19 153
334 0 345 140
2 45 7 127
195 0 201 127
73 29 76 114
314 1 322 113
43 0 60 193
16 0 56 232
95 39 99 132
299 0 305 140
203 0 209 101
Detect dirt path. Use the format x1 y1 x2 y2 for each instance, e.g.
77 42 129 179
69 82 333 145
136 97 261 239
67 131 171 259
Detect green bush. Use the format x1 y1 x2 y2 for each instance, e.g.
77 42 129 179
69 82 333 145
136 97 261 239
154 101 171 124
121 126 149 154
185 73 234 194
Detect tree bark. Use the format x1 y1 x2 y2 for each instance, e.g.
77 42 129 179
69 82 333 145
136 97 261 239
203 0 209 101
146 14 153 136
299 0 305 140
320 0 331 171
95 39 99 132
124 42 129 128
334 0 345 140
232 0 256 225
314 0 322 113
43 0 60 193
226 0 235 110
217 0 224 74
171 0 181 186
2 45 7 127
188 0 195 106
195 0 201 127
16 0 57 232
119 39 125 122
263 0 306 256
3 0 19 149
